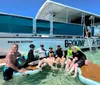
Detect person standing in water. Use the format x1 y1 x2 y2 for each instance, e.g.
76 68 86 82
3 44 25 84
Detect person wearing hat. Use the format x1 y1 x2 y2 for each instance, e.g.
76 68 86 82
65 41 81 72
48 47 55 57
24 44 36 67
66 41 80 58
35 44 46 60
55 45 66 70
37 47 56 70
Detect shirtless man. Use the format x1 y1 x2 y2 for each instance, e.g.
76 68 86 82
3 44 25 82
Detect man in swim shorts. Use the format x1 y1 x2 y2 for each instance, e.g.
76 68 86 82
3 44 25 81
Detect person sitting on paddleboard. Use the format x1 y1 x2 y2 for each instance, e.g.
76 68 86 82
35 44 46 60
66 46 89 78
37 47 56 70
23 44 38 67
55 45 66 70
65 41 81 72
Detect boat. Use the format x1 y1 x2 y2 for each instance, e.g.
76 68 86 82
78 63 100 85
0 0 100 84
0 1 100 57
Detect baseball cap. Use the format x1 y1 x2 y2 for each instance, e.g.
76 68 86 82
40 44 44 47
68 41 72 44
49 47 53 49
30 44 35 48
57 44 60 47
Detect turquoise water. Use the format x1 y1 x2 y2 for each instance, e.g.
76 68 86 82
0 49 100 85
84 50 100 65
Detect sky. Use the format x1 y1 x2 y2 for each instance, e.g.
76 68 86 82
0 0 100 18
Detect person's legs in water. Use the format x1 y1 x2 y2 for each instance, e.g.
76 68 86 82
65 59 72 72
37 58 47 69
55 57 60 69
71 60 85 78
67 64 75 76
2 80 7 85
68 60 85 78
2 66 15 85
59 57 66 70
67 58 77 71
71 63 78 78
47 58 57 70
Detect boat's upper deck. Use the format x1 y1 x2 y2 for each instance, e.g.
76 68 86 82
0 0 100 37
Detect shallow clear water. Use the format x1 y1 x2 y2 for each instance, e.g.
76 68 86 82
0 49 100 85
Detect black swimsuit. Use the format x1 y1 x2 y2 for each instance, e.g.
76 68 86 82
56 48 63 58
72 51 87 67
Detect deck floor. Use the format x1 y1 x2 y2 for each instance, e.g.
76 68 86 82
81 63 100 82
